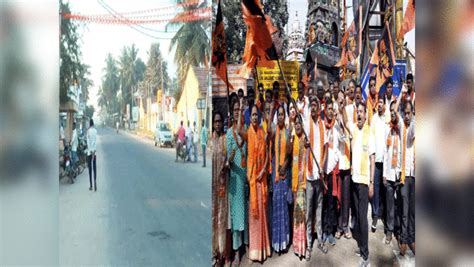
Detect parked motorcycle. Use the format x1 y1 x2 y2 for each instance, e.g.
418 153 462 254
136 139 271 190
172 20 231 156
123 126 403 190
60 146 74 184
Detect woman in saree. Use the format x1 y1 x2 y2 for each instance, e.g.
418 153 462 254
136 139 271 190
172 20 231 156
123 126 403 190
211 111 231 266
290 114 308 259
237 104 271 262
226 99 248 265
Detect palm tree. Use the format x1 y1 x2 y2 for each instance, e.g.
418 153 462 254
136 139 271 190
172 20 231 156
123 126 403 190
168 0 211 93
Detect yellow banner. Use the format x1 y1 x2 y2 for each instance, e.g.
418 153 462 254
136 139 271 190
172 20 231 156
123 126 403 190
255 60 300 101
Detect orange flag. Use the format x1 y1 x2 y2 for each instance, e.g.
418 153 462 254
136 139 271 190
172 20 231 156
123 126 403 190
374 22 396 92
237 0 277 78
397 0 415 39
212 0 233 90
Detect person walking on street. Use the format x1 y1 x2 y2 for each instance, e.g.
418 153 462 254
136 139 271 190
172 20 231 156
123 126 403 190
86 119 98 191
193 121 199 163
200 119 208 167
71 122 79 175
186 121 192 162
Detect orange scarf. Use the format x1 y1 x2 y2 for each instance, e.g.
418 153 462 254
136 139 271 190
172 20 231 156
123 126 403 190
401 124 407 184
292 133 306 192
275 125 287 182
262 119 272 174
386 125 399 168
247 125 267 218
367 94 378 125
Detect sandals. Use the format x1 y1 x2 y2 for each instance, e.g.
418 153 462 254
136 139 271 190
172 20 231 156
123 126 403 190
344 232 352 239
335 231 342 239
317 243 328 254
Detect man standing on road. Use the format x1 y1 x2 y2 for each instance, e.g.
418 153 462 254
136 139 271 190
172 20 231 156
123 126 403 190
186 121 193 162
86 119 98 191
193 121 199 163
71 122 79 169
200 119 208 167
342 102 375 267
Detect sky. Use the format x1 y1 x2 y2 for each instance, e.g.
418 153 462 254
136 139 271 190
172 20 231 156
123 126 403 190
69 0 180 112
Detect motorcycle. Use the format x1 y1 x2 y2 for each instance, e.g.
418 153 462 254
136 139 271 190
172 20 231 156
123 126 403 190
176 137 188 163
60 145 75 184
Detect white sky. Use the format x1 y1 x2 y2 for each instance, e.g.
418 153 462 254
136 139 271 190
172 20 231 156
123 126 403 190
69 0 179 111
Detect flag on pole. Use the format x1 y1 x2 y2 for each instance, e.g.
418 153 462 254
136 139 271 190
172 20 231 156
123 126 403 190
335 5 362 67
362 22 396 99
237 0 277 78
212 0 233 90
397 0 415 40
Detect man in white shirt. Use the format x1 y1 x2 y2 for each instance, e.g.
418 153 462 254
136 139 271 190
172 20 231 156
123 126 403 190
399 101 415 256
343 101 375 267
304 96 327 259
369 94 387 233
71 122 79 167
335 89 352 240
321 99 342 247
296 81 309 118
185 121 192 162
193 121 199 163
383 100 401 245
86 119 98 191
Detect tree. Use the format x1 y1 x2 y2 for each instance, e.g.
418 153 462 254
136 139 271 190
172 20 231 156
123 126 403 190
118 44 146 120
84 105 95 119
60 0 83 104
168 0 211 93
144 43 170 97
98 53 120 119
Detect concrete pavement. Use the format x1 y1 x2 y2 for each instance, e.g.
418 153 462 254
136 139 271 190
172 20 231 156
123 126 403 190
60 127 211 266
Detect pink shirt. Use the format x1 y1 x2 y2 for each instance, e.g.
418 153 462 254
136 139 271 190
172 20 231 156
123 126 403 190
177 126 186 142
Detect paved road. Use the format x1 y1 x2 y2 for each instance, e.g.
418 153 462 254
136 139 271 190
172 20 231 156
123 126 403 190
60 127 211 266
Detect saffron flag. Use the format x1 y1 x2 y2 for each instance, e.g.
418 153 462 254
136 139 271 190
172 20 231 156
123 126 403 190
372 22 396 93
237 0 277 78
212 0 233 90
397 0 415 39
335 5 362 67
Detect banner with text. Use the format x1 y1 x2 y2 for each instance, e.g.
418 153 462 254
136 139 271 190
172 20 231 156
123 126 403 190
255 60 300 101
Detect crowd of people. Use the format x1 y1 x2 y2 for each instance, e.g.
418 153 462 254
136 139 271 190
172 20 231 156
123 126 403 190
212 74 415 266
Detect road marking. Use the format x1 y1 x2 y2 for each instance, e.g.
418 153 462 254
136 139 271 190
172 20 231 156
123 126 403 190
200 201 208 209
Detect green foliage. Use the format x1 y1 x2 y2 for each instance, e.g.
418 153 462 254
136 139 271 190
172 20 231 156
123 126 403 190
60 1 83 104
84 105 95 119
144 43 170 97
168 0 210 98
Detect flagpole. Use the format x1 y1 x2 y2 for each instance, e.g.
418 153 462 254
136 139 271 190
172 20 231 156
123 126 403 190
274 56 326 187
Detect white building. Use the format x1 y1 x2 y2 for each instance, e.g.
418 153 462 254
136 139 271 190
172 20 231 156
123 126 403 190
285 11 305 62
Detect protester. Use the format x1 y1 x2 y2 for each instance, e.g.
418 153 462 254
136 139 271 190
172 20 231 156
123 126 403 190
237 104 270 262
211 111 230 266
270 105 291 253
290 115 308 259
226 99 248 265
383 100 401 245
342 101 375 267
399 101 416 256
